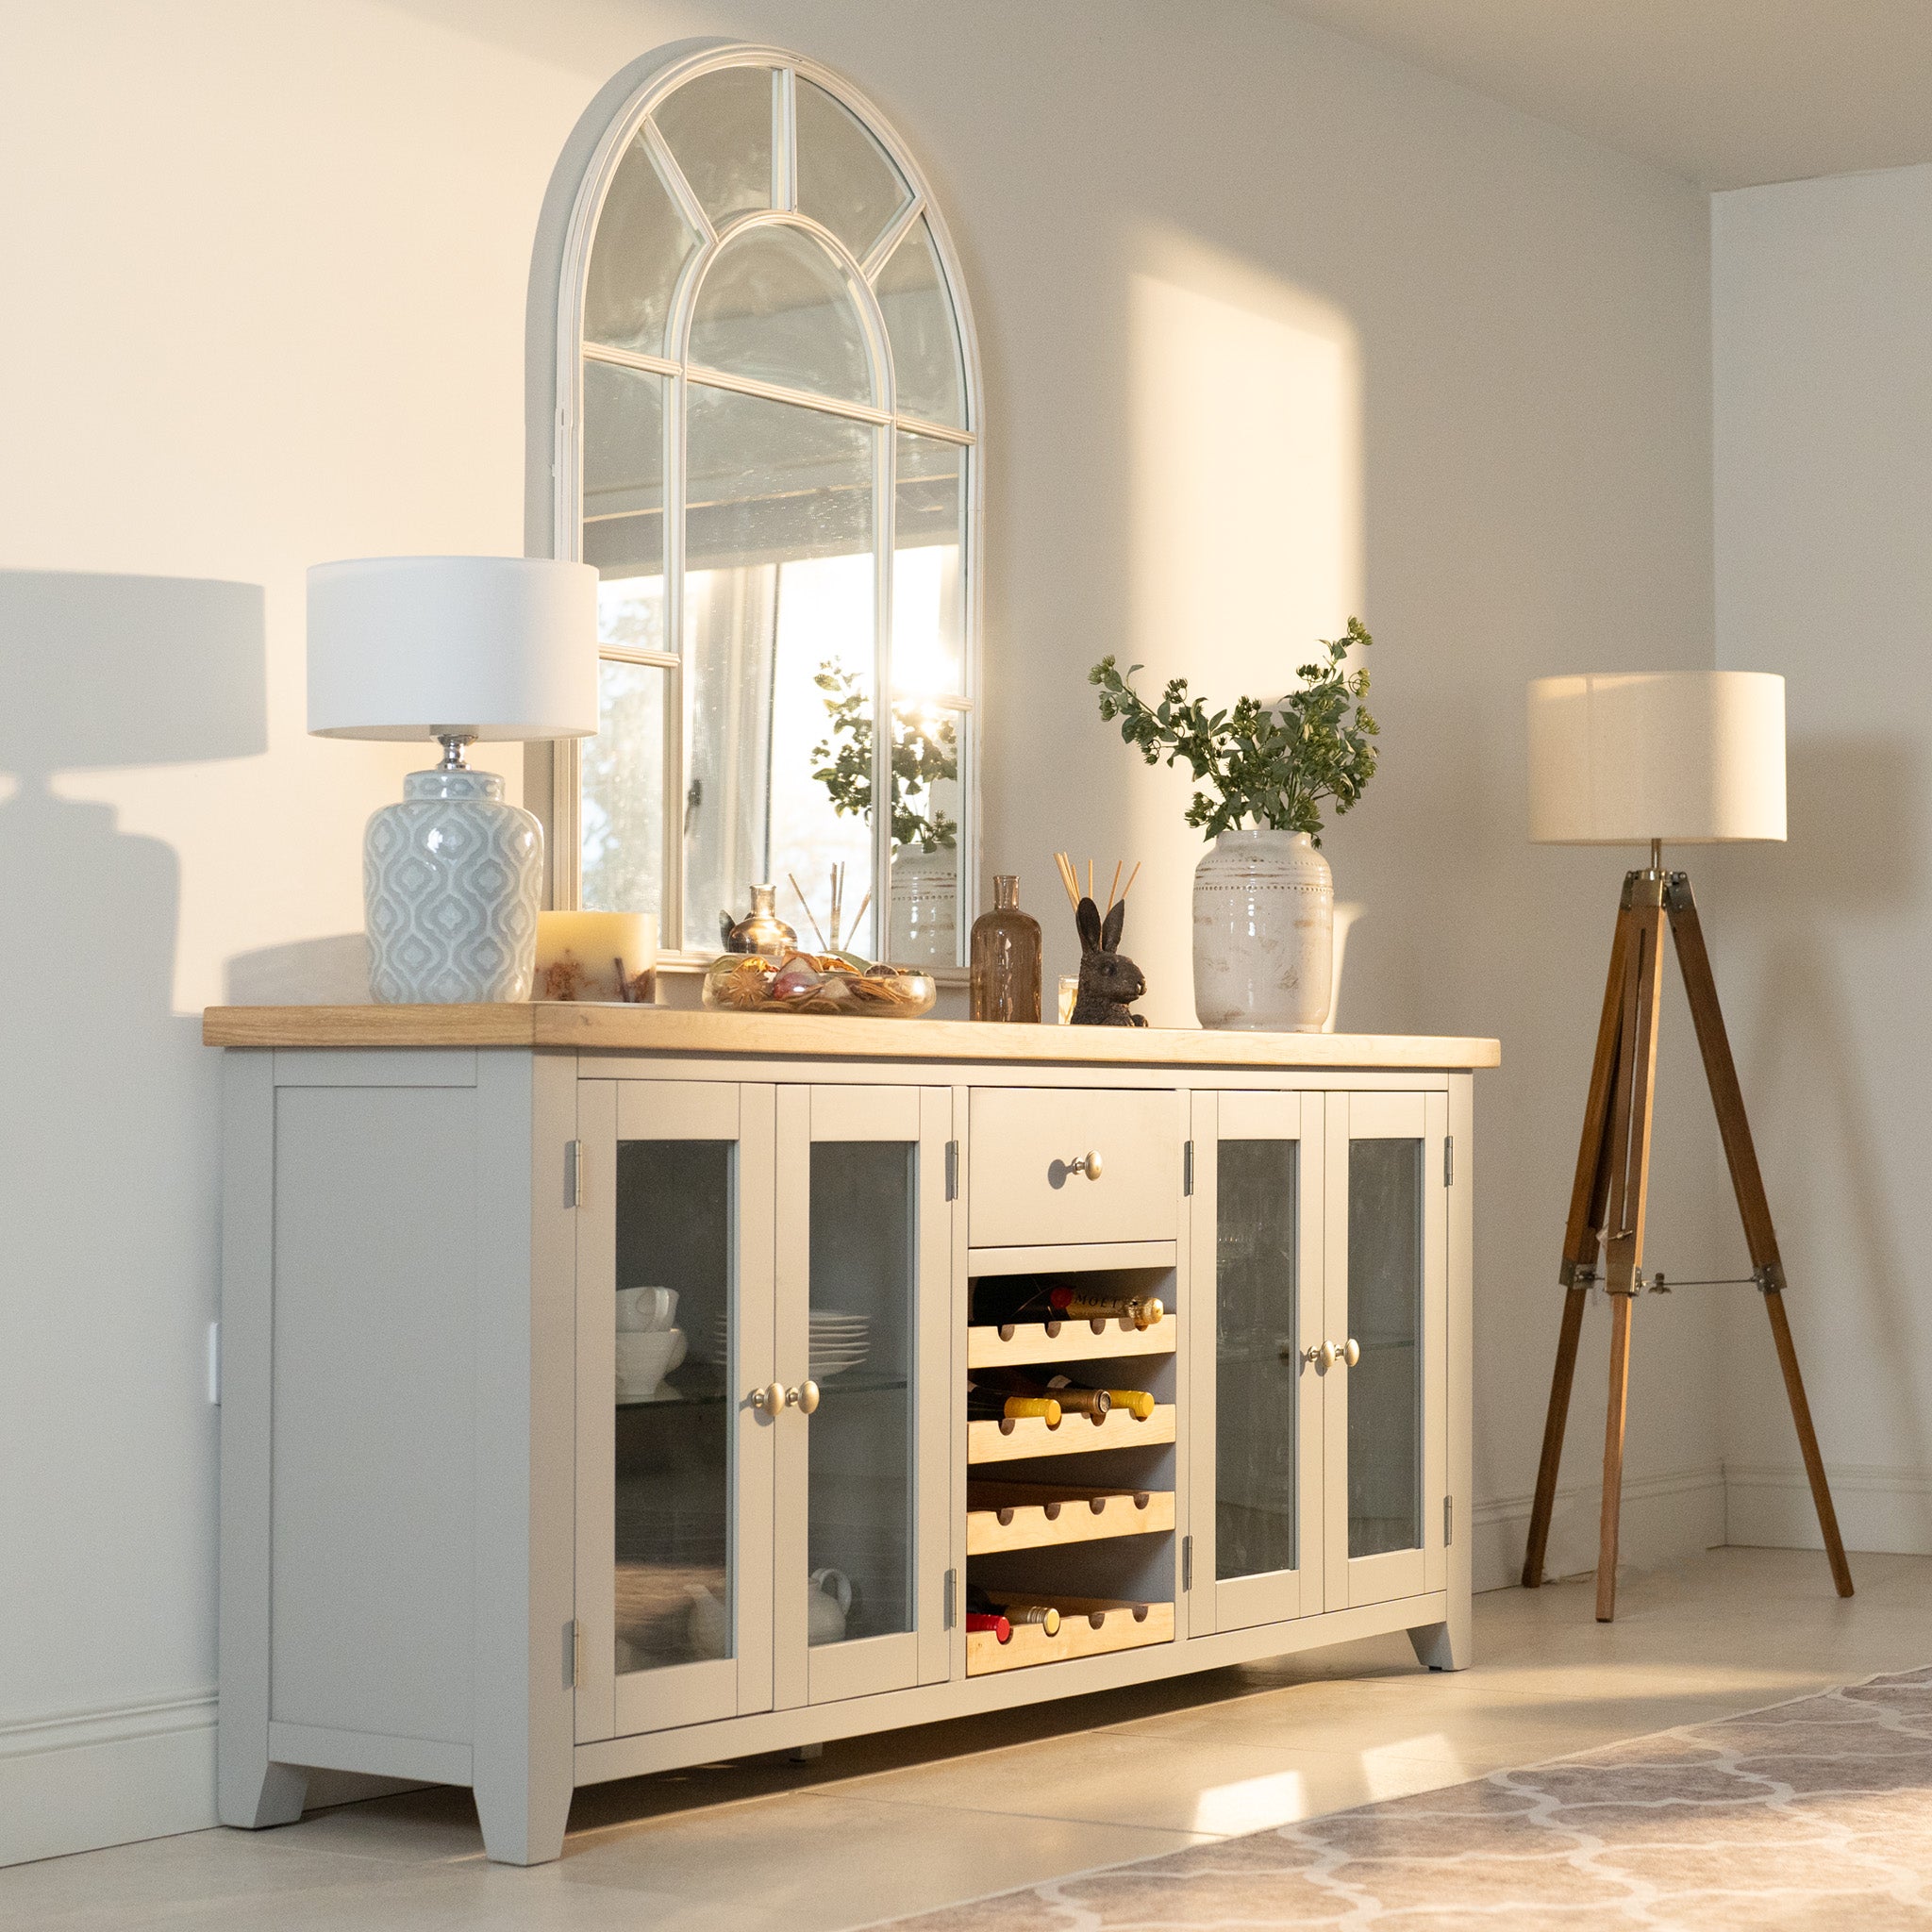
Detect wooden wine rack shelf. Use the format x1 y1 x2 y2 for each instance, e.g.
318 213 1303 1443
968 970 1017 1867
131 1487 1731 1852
966 1599 1174 1675
967 1404 1176 1465
965 1312 1176 1371
966 1481 1175 1556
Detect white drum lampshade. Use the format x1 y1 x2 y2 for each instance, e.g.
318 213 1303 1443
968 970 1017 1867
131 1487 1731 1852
1526 671 1786 846
307 557 599 1005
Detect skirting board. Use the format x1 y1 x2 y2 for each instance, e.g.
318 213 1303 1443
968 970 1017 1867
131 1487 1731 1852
0 1692 425 1869
1474 1465 1727 1592
1726 1462 1932 1556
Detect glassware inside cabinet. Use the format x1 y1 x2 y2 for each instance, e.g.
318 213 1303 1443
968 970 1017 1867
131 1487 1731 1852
805 1140 916 1647
611 1139 735 1676
1214 1140 1300 1580
1347 1137 1424 1558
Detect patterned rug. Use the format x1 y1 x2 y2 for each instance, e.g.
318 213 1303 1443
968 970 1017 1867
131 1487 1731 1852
885 1667 1932 1929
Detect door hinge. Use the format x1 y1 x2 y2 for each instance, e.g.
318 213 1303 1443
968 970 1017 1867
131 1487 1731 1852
1182 1533 1194 1592
1442 1136 1454 1188
944 1140 959 1201
1443 1496 1454 1547
566 1140 586 1208
942 1566 958 1629
1183 1139 1194 1196
206 1321 221 1407
567 1618 581 1688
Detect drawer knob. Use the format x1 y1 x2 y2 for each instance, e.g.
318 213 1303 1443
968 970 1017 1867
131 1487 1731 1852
749 1382 787 1416
786 1379 822 1415
1068 1149 1105 1181
1301 1339 1361 1374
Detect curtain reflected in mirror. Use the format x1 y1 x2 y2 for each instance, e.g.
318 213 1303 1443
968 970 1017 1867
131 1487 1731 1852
684 385 875 955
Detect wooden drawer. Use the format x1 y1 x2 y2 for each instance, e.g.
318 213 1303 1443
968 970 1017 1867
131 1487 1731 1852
967 1088 1179 1247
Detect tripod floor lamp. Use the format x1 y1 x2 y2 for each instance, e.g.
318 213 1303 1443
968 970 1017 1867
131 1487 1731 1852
1523 671 1851 1622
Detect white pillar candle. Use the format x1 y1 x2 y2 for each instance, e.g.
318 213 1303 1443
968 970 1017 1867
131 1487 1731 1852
534 911 657 1003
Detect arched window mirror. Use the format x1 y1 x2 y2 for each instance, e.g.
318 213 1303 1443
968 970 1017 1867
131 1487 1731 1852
538 44 980 967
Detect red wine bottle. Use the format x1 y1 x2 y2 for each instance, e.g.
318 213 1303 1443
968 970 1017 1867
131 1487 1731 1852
1047 1286 1165 1329
964 1610 1011 1642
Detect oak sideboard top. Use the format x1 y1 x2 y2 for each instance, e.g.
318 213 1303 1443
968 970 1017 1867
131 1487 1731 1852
202 1004 1500 1070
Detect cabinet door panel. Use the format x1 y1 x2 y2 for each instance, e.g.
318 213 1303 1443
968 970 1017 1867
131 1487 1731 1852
1323 1091 1447 1610
774 1085 951 1708
1190 1090 1324 1636
577 1080 777 1744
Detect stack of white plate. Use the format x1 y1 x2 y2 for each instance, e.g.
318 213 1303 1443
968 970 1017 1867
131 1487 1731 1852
809 1309 870 1380
696 1309 872 1379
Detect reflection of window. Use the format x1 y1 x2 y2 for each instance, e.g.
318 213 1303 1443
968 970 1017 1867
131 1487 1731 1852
544 47 979 963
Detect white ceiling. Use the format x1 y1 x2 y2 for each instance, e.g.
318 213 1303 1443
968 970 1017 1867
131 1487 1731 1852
1268 0 1932 190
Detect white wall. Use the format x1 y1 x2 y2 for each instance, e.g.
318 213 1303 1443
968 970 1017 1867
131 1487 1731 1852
1712 164 1932 1556
0 0 1720 1862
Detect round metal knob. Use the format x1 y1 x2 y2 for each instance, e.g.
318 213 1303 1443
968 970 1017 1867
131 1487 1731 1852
1303 1341 1337 1374
787 1379 821 1415
749 1382 787 1417
1068 1150 1105 1181
1341 1337 1360 1368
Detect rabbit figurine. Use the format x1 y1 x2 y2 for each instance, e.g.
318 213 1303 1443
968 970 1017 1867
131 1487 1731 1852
1070 896 1148 1026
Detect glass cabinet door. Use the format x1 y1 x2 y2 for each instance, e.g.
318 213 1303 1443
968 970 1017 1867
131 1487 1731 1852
575 1080 776 1742
773 1086 952 1707
1324 1091 1448 1610
1188 1091 1324 1634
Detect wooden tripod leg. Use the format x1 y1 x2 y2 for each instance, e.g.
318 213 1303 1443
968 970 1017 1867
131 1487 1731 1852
1523 897 1635 1588
1666 876 1853 1597
1597 886 1666 1622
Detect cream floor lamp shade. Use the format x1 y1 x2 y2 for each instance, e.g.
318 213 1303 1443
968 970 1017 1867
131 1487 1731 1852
1526 671 1786 845
308 556 599 1004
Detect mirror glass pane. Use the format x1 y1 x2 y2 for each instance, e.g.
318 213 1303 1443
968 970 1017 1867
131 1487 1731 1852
585 135 701 357
795 78 910 262
612 1139 733 1675
654 68 774 227
807 1140 915 1646
1347 1138 1424 1559
876 217 963 426
583 659 669 917
583 359 665 592
683 384 875 954
690 225 874 405
1215 1140 1299 1579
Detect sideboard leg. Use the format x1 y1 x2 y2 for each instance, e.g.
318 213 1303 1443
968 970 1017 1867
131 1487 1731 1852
1408 1608 1471 1672
474 1765 571 1867
219 1752 308 1830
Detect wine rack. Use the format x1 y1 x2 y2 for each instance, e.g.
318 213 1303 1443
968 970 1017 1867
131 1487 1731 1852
967 1480 1174 1556
964 1264 1178 1675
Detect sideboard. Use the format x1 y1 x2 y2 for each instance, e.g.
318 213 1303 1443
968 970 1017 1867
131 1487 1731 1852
204 1005 1498 1864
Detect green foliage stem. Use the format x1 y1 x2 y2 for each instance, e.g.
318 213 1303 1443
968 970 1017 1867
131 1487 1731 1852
812 663 958 853
1088 618 1378 845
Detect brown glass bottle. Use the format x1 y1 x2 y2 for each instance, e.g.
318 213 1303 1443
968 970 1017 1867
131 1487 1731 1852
970 874 1041 1023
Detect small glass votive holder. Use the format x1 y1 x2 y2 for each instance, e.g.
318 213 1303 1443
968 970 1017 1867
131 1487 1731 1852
1057 974 1079 1024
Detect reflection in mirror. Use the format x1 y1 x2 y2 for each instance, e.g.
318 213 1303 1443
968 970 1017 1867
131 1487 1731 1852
795 78 910 263
1348 1138 1424 1559
876 217 964 426
584 135 701 356
888 433 965 963
612 1139 735 1675
583 659 669 917
653 66 774 227
690 225 874 405
683 384 875 954
582 360 665 597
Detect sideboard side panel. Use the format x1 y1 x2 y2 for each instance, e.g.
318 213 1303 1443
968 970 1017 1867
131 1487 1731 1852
267 1074 480 1743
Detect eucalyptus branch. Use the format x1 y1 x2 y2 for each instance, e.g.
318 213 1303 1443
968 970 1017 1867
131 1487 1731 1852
1089 618 1378 844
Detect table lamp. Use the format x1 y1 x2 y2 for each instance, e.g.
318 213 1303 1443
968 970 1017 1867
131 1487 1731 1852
308 556 599 1003
1519 670 1850 1620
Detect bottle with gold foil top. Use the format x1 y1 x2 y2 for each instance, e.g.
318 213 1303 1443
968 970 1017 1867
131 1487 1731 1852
971 874 1041 1023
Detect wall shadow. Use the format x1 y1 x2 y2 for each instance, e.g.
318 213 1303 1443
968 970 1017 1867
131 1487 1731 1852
0 571 264 1719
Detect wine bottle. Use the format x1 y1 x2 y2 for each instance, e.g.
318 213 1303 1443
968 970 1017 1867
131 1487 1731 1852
1100 1388 1158 1422
964 1611 1011 1643
1047 1285 1165 1330
974 1367 1110 1422
967 1386 1062 1428
968 1276 1059 1326
1004 1602 1061 1635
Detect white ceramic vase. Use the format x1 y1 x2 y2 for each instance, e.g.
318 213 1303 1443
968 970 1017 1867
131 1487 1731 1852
889 844 958 966
1192 828 1334 1032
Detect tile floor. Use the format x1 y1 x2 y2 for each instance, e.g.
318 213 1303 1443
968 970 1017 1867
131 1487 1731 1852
7 1548 1926 1931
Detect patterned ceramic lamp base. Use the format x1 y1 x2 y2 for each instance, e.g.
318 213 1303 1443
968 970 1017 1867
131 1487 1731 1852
364 768 542 1003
